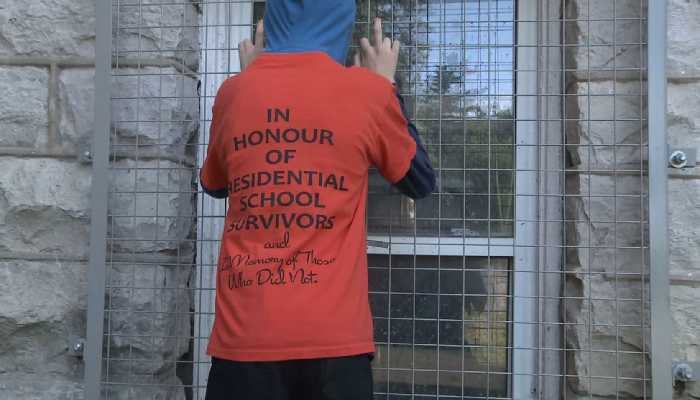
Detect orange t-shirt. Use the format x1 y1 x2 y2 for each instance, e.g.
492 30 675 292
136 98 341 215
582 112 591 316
200 52 417 362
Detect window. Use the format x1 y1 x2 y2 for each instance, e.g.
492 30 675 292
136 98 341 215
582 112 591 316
197 0 539 398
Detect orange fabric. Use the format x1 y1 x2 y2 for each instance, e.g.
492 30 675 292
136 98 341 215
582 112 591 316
201 52 417 362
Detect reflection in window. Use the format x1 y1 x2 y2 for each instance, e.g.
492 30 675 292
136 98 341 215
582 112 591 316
352 0 516 238
368 255 510 398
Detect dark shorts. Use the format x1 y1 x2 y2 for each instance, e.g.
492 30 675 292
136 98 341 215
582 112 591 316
204 354 374 400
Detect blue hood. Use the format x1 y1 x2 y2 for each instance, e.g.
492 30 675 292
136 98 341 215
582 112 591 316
262 0 356 65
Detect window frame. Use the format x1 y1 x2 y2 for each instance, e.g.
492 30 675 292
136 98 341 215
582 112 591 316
195 1 543 399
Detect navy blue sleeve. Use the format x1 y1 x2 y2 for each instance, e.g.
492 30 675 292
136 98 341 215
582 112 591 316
390 83 436 200
200 171 229 199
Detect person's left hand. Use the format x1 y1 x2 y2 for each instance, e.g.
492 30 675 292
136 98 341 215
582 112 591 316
238 19 265 71
354 18 400 83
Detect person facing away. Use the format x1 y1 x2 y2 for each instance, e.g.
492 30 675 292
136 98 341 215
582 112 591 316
199 1 435 399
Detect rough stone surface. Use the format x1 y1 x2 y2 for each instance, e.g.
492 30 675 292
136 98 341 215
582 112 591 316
564 274 650 398
0 377 82 400
564 0 652 397
58 68 95 151
0 0 95 58
105 261 191 375
668 0 700 79
0 158 92 255
669 178 700 275
109 159 194 253
566 80 647 167
60 67 199 153
667 2 700 399
0 260 86 398
0 260 86 375
667 82 700 150
0 67 49 148
565 173 648 276
0 156 196 256
670 285 700 398
103 261 191 400
112 0 200 70
565 0 647 79
110 67 199 150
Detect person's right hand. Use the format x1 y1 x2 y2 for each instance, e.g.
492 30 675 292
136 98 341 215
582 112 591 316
354 18 400 83
238 19 265 71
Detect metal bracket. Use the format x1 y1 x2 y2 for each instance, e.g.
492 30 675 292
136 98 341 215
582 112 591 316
76 146 93 163
672 361 700 385
668 147 696 169
367 240 390 249
68 336 85 357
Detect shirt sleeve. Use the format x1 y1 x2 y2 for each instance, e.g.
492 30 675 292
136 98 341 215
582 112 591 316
200 94 230 199
368 85 418 185
389 83 436 199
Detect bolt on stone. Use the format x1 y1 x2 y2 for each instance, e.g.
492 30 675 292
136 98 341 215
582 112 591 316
674 364 693 381
670 151 688 168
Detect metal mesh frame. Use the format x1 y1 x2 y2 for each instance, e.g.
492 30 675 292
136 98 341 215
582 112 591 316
81 0 674 399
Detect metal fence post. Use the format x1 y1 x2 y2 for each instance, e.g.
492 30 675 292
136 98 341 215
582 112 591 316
648 0 673 397
83 0 113 397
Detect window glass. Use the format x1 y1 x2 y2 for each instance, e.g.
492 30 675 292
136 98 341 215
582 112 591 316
351 0 516 239
369 254 511 398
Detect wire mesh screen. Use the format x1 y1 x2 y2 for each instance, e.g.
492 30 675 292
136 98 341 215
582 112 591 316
103 0 199 398
96 0 651 399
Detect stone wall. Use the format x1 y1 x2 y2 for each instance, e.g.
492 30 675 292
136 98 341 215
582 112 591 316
0 0 199 399
562 0 700 398
563 0 651 398
668 0 700 399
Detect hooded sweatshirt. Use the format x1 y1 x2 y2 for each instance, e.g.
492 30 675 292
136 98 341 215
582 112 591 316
263 0 356 65
200 0 435 362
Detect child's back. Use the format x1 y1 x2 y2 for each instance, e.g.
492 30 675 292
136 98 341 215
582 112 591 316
200 0 435 398
202 50 418 361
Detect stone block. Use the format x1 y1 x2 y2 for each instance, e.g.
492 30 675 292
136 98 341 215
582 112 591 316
112 0 200 70
60 67 199 153
566 81 647 167
670 285 700 398
103 260 191 400
667 82 700 150
111 67 199 151
0 158 91 255
105 261 191 375
669 178 700 275
109 159 194 253
0 377 82 400
0 0 95 57
565 0 647 79
668 0 700 78
58 68 95 151
565 173 648 275
0 67 49 148
564 274 650 398
0 260 86 377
